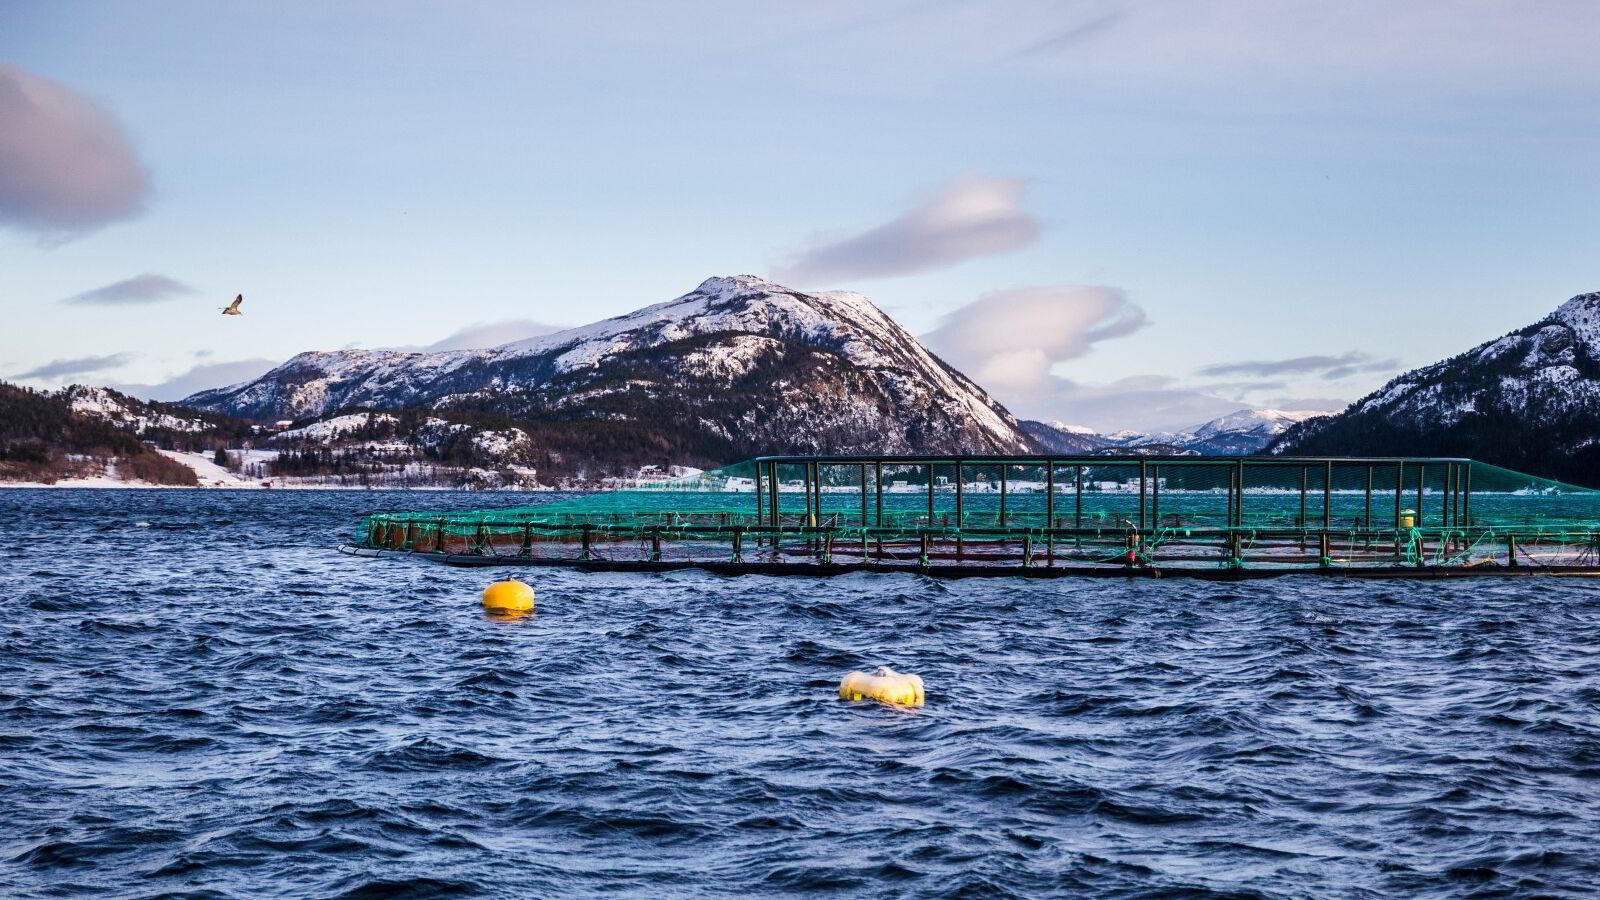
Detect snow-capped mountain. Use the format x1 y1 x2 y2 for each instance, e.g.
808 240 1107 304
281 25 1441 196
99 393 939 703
1021 409 1317 456
1269 291 1600 484
1019 420 1113 453
183 276 1031 461
1183 408 1321 454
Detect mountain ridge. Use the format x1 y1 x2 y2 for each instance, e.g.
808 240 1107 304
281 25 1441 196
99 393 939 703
1023 408 1318 456
1269 291 1600 484
182 276 1032 463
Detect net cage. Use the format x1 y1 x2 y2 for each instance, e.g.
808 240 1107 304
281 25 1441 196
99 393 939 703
346 456 1600 576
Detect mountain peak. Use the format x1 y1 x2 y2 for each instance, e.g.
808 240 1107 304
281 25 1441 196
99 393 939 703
1192 408 1319 439
692 274 782 294
1548 291 1600 349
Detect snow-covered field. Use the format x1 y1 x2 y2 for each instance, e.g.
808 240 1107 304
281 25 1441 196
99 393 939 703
2 449 366 490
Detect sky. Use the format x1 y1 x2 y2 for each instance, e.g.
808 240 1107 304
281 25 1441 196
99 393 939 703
2 0 1597 432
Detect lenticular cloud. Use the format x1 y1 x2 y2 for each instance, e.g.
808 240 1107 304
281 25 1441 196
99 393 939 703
0 64 149 236
774 176 1041 285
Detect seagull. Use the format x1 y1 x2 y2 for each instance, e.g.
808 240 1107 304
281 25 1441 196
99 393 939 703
221 294 243 316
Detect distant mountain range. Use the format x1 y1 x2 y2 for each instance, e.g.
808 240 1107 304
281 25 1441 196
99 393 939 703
19 276 1595 489
1269 291 1600 485
183 276 1030 468
1023 408 1319 456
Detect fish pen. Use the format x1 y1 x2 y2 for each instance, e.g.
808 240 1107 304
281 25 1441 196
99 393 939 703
341 455 1600 578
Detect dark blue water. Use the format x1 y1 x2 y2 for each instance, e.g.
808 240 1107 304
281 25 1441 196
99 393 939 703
2 489 1598 898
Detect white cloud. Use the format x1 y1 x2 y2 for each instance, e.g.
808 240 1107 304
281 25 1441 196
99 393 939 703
922 285 1147 393
62 273 196 306
110 358 281 402
1197 351 1401 380
13 352 136 383
378 319 568 353
1006 1 1600 87
419 319 565 352
773 176 1040 285
0 64 149 237
919 284 1362 431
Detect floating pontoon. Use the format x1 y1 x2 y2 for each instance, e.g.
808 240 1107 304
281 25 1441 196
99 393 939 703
341 455 1600 578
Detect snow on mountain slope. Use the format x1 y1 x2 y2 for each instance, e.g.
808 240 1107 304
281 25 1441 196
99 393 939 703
1193 408 1319 439
1020 420 1112 453
64 386 216 433
183 276 1031 457
1021 409 1318 455
1269 291 1600 484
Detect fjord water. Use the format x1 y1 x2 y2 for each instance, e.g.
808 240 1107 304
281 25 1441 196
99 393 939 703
2 490 1598 898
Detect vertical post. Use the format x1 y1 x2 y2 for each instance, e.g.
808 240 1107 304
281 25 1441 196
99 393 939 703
1323 459 1332 528
1455 463 1465 528
521 524 533 557
650 527 661 562
1463 464 1472 526
999 464 1009 526
874 461 883 527
810 461 821 528
955 461 965 559
1075 465 1083 527
580 525 592 561
1299 466 1308 527
1235 459 1246 528
1446 461 1459 525
1045 462 1056 526
860 463 870 561
1415 464 1426 528
1151 465 1160 527
1364 466 1374 530
1045 461 1056 565
1456 463 1465 531
927 462 936 526
1226 465 1236 528
859 464 869 527
769 461 780 529
799 461 810 529
1138 460 1148 530
754 462 764 528
1394 462 1404 528
955 462 965 526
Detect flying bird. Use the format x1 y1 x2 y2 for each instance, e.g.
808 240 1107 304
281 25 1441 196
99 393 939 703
221 294 243 316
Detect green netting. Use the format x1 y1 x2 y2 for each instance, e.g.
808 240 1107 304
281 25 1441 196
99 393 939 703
353 456 1600 573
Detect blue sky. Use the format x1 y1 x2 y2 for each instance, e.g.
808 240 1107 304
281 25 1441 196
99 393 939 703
2 0 1597 431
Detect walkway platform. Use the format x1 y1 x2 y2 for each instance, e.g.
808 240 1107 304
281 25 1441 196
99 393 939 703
342 454 1600 577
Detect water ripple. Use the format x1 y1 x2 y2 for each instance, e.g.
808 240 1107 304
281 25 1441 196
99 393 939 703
1 488 1598 897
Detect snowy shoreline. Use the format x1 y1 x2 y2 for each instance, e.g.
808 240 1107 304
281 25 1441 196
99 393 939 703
0 449 496 491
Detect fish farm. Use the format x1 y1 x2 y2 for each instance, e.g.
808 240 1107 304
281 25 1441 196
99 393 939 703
341 455 1600 578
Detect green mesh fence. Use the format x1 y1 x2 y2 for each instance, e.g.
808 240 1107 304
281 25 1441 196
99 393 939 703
351 456 1600 574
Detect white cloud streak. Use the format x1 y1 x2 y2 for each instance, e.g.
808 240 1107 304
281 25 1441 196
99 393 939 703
110 358 281 402
419 319 565 352
13 352 136 382
773 176 1041 285
922 285 1147 394
61 273 196 306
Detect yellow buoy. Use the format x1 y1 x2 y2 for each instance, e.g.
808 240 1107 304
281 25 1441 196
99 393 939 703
482 576 535 614
839 666 925 706
1399 508 1416 528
